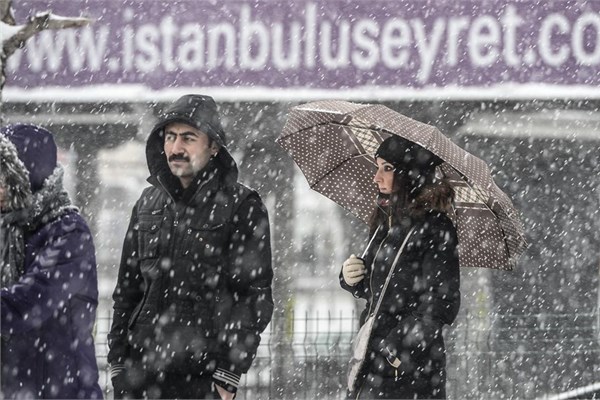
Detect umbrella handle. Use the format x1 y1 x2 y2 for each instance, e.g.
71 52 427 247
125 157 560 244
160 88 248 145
360 226 381 260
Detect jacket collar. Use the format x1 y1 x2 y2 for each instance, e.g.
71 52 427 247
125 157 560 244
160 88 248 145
148 159 222 206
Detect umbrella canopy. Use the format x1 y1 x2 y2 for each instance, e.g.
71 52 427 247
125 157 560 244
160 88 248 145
277 100 527 270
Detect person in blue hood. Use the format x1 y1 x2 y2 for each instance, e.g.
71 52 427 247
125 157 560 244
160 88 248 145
107 95 274 399
0 124 103 399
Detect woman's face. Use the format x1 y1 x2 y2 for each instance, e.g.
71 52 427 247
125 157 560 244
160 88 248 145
374 157 396 194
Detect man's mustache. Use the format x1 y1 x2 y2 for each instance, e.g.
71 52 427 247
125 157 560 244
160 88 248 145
169 154 189 162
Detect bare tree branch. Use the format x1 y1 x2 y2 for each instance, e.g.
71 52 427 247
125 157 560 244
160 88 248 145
1 0 93 103
2 12 92 59
0 0 15 25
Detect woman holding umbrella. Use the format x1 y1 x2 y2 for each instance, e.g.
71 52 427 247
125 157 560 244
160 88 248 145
341 135 461 399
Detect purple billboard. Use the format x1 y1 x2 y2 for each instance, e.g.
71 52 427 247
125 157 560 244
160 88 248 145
5 0 600 99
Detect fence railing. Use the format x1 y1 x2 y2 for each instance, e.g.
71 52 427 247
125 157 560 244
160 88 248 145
94 309 600 400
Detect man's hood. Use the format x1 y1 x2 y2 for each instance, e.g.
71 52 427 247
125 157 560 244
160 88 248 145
151 95 227 147
145 129 239 186
145 95 239 186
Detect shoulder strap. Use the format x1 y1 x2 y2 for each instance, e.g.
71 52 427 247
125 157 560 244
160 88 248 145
360 226 381 259
371 226 416 316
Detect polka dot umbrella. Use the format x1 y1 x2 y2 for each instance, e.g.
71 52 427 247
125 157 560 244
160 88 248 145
276 100 527 270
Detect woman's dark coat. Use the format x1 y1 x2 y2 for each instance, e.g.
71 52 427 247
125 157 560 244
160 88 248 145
341 209 460 399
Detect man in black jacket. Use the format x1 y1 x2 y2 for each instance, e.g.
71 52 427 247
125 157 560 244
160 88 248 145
107 95 274 400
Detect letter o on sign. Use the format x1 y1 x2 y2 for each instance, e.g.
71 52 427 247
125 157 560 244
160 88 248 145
572 13 600 65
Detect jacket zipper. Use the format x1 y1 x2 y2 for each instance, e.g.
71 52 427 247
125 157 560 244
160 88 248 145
156 176 179 314
355 386 362 400
367 237 388 317
128 285 151 329
154 174 214 313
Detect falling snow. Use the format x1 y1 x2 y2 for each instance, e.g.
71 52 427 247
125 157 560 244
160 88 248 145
1 0 599 399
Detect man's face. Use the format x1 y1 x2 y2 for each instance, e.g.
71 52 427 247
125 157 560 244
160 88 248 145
163 122 218 187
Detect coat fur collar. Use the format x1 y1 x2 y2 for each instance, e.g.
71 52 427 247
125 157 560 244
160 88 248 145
0 134 32 212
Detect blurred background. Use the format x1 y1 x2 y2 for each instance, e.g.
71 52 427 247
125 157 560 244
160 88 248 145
2 1 599 398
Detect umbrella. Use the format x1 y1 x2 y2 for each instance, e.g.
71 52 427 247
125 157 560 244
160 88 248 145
276 100 527 270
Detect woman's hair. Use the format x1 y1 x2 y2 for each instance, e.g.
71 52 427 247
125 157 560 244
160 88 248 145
369 168 454 232
369 169 454 232
369 135 454 232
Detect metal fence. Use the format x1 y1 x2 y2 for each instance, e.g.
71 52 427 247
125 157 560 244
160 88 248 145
94 309 600 400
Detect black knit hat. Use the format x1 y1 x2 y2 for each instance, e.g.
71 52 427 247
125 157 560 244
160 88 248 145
375 135 442 175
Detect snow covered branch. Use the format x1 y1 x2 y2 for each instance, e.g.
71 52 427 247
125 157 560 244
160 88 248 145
1 0 93 99
2 12 92 60
1 0 15 25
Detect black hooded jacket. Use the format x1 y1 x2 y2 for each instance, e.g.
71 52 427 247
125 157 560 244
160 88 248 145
107 101 273 393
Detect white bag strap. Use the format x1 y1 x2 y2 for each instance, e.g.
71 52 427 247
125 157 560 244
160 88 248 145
360 226 381 260
371 226 416 316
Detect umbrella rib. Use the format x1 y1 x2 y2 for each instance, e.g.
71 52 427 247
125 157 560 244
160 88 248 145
460 169 526 244
279 120 375 145
278 121 343 141
309 154 373 189
282 120 376 186
458 173 515 263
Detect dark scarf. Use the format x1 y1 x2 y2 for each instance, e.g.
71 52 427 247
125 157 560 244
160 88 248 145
0 166 76 288
0 209 27 287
